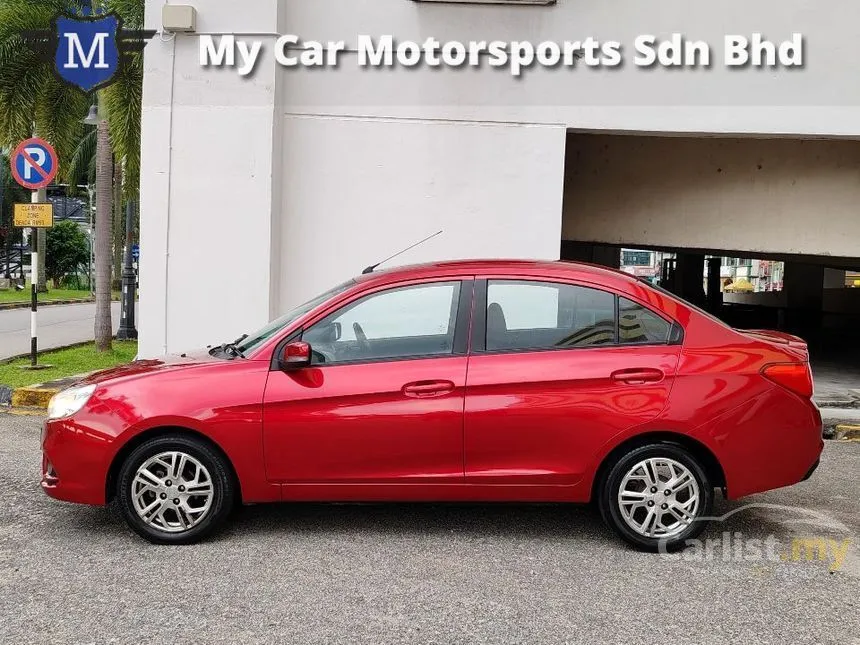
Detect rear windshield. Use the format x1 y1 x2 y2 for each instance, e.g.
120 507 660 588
639 278 732 328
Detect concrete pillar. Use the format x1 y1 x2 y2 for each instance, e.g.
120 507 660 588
783 262 824 342
560 242 620 268
591 245 621 269
824 269 847 289
138 1 282 356
660 257 677 292
675 253 707 307
707 257 723 312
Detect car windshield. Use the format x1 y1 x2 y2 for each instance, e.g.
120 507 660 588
235 280 355 355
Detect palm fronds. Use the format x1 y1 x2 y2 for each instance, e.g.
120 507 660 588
0 37 48 145
106 0 143 29
102 51 141 198
0 0 143 194
67 127 97 189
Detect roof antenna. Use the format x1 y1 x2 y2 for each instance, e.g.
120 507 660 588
362 230 443 275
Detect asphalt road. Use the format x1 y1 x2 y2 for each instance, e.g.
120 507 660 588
0 413 858 645
0 302 123 360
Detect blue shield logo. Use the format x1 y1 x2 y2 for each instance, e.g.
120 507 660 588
54 14 120 92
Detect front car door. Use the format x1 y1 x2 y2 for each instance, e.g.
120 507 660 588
263 278 473 486
464 278 683 489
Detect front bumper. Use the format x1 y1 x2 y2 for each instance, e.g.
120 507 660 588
41 414 116 506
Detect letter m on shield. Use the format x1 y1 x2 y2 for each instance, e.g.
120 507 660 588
54 13 121 92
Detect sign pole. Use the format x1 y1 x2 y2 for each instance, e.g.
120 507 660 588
9 137 58 370
30 191 40 367
117 200 138 340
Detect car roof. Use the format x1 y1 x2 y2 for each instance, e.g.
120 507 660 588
356 259 641 288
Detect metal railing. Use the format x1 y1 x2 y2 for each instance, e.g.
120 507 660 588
0 245 26 281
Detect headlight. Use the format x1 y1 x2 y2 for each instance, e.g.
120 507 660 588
47 385 96 420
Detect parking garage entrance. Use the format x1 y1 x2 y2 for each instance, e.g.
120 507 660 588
560 133 860 399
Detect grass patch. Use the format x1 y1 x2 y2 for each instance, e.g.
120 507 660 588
0 282 121 305
0 282 90 304
0 341 138 389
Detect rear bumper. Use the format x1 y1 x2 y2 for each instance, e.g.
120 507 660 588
801 457 821 482
717 392 824 500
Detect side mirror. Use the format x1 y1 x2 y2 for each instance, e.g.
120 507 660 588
279 341 312 370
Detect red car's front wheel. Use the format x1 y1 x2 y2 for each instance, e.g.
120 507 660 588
116 434 235 544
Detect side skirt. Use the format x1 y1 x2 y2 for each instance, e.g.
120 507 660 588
278 483 590 503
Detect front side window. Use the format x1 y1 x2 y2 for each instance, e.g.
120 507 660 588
304 281 462 364
486 281 616 352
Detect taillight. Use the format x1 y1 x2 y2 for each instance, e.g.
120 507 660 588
762 363 814 398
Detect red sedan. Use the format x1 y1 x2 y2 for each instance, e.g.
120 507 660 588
41 260 823 550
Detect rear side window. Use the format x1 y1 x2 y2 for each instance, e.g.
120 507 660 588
486 281 616 351
619 298 672 344
484 280 677 353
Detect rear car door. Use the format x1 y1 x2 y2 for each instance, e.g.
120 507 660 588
263 278 473 484
464 278 682 485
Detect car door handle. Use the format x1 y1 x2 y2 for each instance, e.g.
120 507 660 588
403 380 456 398
611 368 665 385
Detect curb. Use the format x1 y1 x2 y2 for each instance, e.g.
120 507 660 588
0 298 95 311
817 400 860 409
0 407 48 417
8 375 88 410
0 340 94 366
835 424 860 441
11 386 62 409
0 297 123 311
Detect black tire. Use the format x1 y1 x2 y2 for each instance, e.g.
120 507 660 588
116 434 235 545
598 442 714 552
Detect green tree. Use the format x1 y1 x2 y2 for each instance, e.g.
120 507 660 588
0 0 145 350
67 130 125 289
45 219 89 287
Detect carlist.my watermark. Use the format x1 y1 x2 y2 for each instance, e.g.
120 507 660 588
658 503 854 573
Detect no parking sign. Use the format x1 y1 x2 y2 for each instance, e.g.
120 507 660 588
10 137 58 190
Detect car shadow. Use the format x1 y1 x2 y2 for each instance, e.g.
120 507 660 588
220 501 612 543
46 492 819 548
211 494 812 546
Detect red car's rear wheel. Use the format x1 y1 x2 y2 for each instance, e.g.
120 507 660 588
599 442 714 552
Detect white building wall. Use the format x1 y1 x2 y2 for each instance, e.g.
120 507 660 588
280 0 860 135
139 0 860 356
278 116 565 310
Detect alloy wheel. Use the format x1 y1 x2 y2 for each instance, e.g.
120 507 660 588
131 451 215 534
616 457 701 538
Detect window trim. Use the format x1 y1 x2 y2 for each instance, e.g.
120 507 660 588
471 278 683 356
271 278 475 370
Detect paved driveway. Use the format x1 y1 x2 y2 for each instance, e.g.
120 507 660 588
0 302 124 360
0 413 858 645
